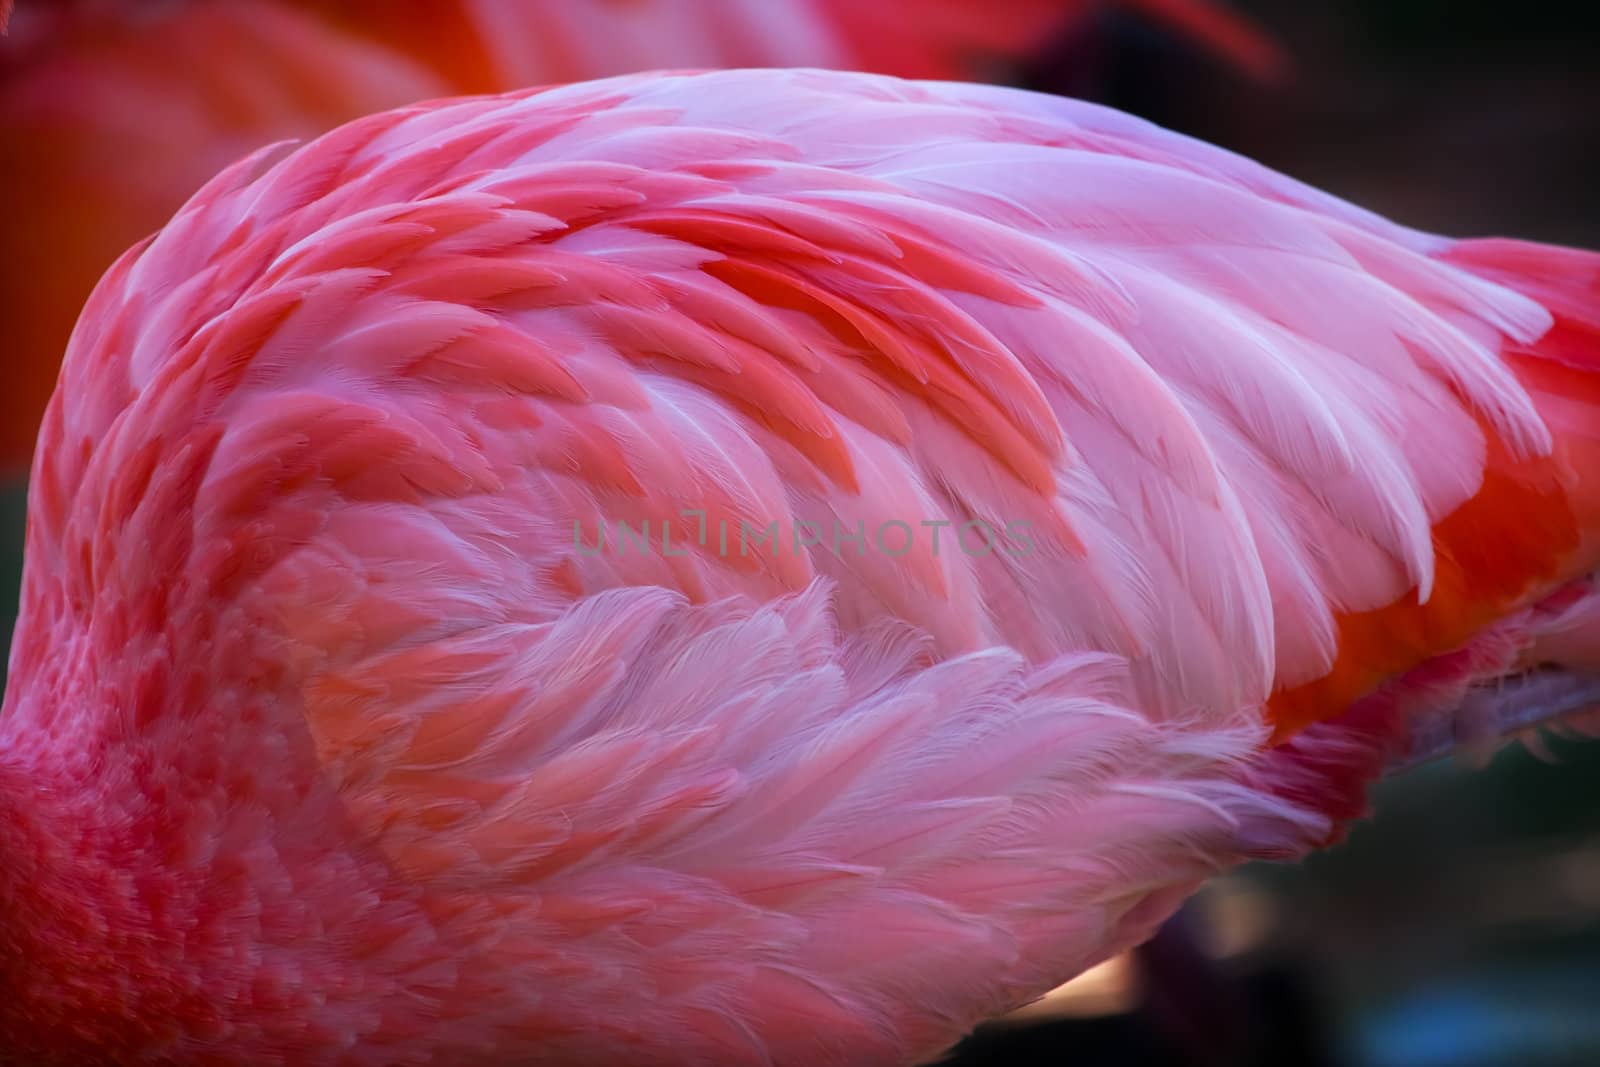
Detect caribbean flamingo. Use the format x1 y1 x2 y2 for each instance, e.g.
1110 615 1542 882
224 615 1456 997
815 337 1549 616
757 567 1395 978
0 0 1282 469
2 69 1596 1065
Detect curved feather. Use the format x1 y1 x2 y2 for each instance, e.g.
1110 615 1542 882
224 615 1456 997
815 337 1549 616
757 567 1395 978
5 69 1599 1065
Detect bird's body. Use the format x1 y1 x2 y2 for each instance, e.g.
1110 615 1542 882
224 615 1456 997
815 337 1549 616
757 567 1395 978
1 68 1597 1065
0 0 1281 469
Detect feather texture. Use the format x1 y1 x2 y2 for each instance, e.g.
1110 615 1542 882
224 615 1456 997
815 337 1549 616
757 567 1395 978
0 0 1283 469
2 70 1599 1065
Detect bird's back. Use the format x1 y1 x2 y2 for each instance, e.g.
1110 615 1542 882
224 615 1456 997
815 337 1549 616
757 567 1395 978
4 69 1598 1065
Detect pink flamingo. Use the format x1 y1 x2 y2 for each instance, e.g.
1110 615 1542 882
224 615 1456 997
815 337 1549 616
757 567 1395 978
0 0 1281 470
2 69 1597 1065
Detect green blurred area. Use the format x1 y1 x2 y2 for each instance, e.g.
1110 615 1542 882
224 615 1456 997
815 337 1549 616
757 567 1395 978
0 481 22 692
1230 744 1600 1067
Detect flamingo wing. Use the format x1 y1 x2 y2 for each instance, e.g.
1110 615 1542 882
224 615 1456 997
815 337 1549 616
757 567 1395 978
11 69 1598 1063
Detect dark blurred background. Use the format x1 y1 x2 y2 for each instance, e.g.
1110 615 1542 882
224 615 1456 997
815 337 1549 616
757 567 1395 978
2 1 1597 1065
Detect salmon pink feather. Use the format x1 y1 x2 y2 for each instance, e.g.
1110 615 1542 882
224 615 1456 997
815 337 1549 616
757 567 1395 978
0 0 1283 468
1 69 1598 1066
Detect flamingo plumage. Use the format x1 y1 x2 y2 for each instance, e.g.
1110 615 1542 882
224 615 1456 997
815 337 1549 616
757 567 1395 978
1 68 1598 1065
0 0 1282 470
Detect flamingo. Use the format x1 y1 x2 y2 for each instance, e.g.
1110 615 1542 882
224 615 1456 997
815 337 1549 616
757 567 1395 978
0 0 1282 469
3 68 1597 1066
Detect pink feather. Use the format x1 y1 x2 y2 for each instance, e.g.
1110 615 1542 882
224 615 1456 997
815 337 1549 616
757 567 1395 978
2 69 1599 1065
